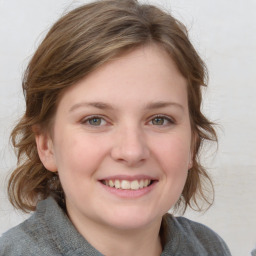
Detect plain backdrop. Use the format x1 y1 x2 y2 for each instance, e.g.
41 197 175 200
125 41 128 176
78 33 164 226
0 0 255 255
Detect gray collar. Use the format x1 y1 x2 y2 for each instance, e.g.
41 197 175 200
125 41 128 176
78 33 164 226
35 197 103 255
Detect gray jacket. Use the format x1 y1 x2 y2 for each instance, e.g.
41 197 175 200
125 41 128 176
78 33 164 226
0 197 231 255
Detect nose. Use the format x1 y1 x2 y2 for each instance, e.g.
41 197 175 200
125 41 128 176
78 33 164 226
110 125 150 167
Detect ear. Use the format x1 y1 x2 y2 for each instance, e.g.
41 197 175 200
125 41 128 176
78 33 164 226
34 127 57 173
189 131 198 169
188 158 193 170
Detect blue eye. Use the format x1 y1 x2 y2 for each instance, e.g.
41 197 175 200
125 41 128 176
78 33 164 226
82 116 107 126
150 116 173 126
88 117 102 126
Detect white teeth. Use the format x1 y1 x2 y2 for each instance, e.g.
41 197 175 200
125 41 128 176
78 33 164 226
144 179 150 187
103 179 152 190
109 180 114 187
121 180 130 189
131 180 139 190
115 180 120 189
139 180 144 189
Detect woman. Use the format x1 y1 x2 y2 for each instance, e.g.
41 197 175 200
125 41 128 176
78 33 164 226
0 0 231 255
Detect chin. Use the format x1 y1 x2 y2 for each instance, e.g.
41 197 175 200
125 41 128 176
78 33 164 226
101 208 161 231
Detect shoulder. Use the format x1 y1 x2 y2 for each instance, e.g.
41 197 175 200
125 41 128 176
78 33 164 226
0 198 60 255
173 215 226 243
163 214 231 256
0 215 40 255
0 197 98 256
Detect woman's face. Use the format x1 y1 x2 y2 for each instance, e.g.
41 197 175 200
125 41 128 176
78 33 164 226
37 44 193 232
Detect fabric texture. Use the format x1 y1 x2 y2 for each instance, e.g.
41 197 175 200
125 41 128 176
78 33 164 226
0 197 231 255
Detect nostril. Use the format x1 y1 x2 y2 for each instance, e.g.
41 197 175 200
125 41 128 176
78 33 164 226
110 142 150 166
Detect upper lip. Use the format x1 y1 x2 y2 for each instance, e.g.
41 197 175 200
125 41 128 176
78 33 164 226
99 175 158 181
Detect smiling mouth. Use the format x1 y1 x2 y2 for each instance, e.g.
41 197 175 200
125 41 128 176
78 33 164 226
100 179 155 190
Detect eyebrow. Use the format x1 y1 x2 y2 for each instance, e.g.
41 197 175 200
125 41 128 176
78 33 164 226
145 101 184 111
69 102 115 112
69 101 184 112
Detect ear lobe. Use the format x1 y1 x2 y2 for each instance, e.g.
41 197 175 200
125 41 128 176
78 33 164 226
35 131 57 173
188 157 193 169
189 131 198 170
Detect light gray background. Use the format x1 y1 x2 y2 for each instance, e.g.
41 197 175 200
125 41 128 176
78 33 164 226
0 0 255 255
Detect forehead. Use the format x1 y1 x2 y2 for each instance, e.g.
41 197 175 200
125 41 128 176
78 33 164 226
57 44 188 111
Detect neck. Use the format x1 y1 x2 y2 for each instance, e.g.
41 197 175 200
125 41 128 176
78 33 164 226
69 212 163 256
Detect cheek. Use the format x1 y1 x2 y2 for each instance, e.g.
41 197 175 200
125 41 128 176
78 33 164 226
153 135 191 172
53 132 107 175
152 136 190 212
53 135 102 196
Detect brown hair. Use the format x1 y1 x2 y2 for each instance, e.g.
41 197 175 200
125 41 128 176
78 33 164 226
8 0 217 213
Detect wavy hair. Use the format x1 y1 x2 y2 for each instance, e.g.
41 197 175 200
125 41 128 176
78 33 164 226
8 0 217 213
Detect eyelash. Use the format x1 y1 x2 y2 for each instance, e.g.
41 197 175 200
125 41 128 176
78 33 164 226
81 115 108 127
80 114 175 127
148 115 175 126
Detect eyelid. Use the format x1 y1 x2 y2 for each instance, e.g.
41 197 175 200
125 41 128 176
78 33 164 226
80 115 109 126
79 114 176 127
148 114 176 125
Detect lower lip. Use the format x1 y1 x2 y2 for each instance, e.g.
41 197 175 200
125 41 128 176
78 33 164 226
99 181 157 199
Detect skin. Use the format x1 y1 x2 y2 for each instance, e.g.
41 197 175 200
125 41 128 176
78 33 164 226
36 44 193 256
